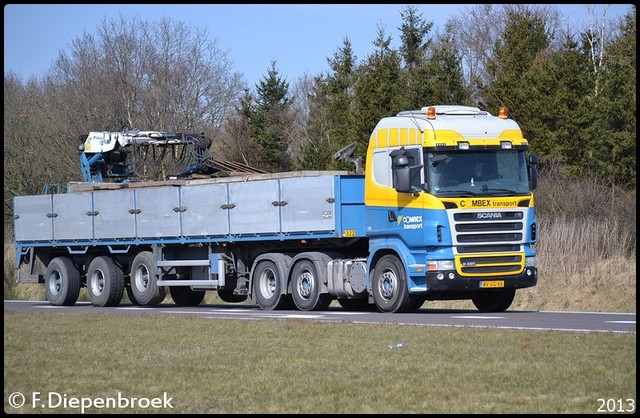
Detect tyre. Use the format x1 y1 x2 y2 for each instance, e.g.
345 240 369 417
290 259 332 311
44 257 81 306
170 286 205 306
217 288 248 303
253 260 293 310
86 256 125 307
372 254 420 313
472 289 516 312
129 251 166 306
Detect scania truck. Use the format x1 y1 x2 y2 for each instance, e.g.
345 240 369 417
13 105 539 313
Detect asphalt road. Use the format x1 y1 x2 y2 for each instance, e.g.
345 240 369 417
4 300 636 334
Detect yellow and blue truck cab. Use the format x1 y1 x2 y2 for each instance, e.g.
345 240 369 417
364 105 538 312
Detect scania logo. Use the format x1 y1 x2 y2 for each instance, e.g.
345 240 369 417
462 261 476 267
477 212 502 219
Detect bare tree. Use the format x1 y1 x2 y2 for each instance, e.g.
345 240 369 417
583 5 618 96
22 14 244 182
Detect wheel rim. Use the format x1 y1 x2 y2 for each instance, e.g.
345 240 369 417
296 270 313 300
89 269 105 296
47 270 62 296
258 268 276 298
133 265 149 293
378 268 397 301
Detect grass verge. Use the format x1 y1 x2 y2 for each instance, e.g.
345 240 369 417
4 311 636 414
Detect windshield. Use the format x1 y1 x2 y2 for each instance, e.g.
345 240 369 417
425 150 530 197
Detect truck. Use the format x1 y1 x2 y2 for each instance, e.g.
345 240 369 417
12 105 539 313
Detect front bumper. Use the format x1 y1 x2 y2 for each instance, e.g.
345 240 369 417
424 267 537 295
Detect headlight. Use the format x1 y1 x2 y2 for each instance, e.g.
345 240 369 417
427 260 455 271
525 256 536 267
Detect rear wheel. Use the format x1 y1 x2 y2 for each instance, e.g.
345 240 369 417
45 257 81 306
86 256 125 307
290 260 332 311
472 289 516 312
253 260 293 310
169 286 205 306
129 251 166 306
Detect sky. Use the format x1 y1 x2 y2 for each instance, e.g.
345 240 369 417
3 4 633 88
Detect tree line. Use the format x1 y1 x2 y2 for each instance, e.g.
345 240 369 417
3 5 636 220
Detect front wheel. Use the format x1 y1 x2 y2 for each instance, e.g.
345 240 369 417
372 254 420 313
45 257 81 306
472 289 516 312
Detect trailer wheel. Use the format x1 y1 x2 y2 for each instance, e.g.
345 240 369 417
290 260 332 311
130 251 166 306
86 256 125 307
472 289 516 312
372 254 420 313
45 257 81 306
169 286 205 306
253 260 293 310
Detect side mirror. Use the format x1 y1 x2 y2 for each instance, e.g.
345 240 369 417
390 150 422 194
528 154 538 191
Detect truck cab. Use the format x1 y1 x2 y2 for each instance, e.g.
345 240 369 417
364 105 538 312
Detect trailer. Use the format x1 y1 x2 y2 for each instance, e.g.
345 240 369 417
13 105 539 313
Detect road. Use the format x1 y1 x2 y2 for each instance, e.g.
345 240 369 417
4 300 635 334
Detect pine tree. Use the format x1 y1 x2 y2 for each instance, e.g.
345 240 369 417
398 4 432 71
590 7 636 187
351 25 403 163
422 24 469 106
479 6 552 169
251 60 293 172
298 37 358 171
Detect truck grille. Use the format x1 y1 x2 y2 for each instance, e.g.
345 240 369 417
448 209 528 277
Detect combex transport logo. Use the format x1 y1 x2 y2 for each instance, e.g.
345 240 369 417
396 215 423 230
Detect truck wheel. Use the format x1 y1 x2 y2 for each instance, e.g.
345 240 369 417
253 260 293 310
372 254 419 313
45 257 81 306
86 256 125 307
472 289 516 312
290 260 332 311
217 288 248 303
130 251 166 306
170 286 205 306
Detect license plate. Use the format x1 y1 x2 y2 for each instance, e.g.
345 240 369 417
480 280 504 288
